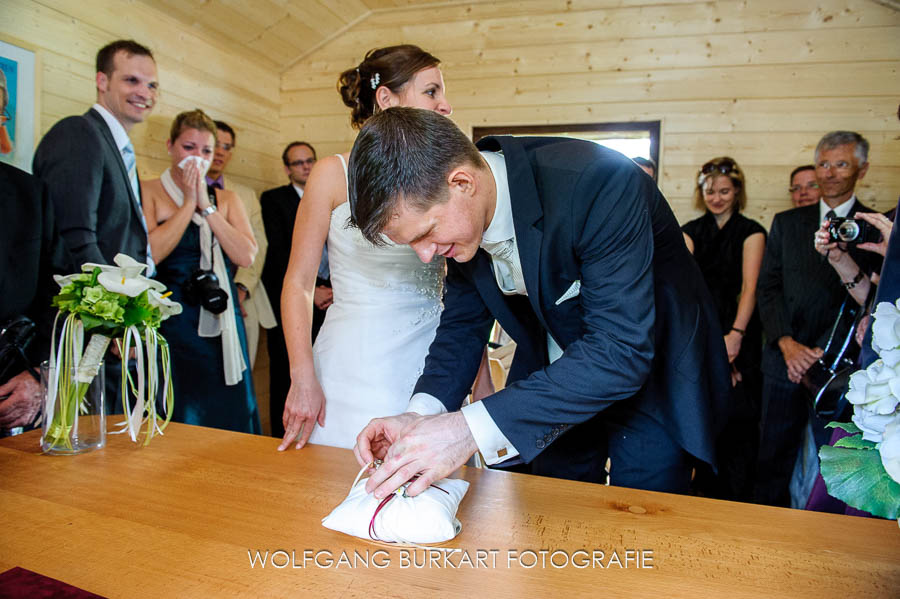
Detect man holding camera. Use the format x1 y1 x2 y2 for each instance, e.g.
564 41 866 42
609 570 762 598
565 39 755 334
755 131 882 507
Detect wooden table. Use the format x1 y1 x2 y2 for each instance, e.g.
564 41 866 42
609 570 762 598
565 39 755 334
1 423 898 598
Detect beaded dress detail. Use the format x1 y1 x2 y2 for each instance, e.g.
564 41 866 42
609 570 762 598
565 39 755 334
309 156 444 448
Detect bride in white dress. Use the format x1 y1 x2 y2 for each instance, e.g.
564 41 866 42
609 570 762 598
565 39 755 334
278 45 453 450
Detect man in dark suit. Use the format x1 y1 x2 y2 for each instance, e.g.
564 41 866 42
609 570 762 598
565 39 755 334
755 131 881 507
261 141 330 438
33 39 156 272
0 163 70 433
32 39 158 413
348 108 730 499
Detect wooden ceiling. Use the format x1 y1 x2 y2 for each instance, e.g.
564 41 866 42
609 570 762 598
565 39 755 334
136 0 452 72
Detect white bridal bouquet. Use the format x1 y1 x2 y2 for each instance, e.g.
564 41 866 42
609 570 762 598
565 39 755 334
819 299 900 521
44 254 181 450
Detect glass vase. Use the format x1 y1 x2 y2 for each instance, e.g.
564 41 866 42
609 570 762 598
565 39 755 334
41 360 106 454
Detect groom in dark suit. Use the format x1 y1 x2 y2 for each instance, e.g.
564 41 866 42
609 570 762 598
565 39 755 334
32 39 158 413
348 108 730 499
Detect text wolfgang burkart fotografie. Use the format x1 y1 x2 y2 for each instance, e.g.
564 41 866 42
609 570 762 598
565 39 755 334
248 548 655 570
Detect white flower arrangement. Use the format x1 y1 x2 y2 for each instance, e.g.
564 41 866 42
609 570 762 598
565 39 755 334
44 254 181 450
819 299 900 521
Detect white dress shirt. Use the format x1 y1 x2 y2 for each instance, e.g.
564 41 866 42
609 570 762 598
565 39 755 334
92 103 130 152
92 103 154 275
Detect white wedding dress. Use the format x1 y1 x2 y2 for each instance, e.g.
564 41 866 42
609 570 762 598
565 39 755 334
308 157 445 449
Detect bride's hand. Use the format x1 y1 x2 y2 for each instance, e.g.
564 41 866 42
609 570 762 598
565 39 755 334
277 378 326 451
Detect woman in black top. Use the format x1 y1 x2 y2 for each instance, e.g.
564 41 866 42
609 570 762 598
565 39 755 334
683 156 766 500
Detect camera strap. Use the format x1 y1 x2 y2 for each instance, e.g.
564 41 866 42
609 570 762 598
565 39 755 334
206 185 218 208
205 185 219 271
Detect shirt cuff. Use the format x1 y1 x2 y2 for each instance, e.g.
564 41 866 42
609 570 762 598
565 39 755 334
461 401 519 465
407 392 447 416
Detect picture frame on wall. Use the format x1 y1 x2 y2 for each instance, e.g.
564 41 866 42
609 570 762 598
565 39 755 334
0 38 38 173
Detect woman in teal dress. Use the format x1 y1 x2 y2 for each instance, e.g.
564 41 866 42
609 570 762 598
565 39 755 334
140 110 260 433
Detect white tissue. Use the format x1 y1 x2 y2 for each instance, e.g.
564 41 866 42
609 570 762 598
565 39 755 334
178 155 211 177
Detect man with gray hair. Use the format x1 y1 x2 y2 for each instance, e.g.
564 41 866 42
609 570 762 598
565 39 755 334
755 130 881 507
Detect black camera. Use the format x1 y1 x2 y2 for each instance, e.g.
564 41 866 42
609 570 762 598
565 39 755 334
183 269 228 314
827 217 883 245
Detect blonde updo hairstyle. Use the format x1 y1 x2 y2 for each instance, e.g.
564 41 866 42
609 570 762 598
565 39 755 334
694 155 747 212
338 45 441 130
168 108 217 143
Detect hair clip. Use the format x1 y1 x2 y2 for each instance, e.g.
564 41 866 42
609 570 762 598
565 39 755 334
370 73 380 89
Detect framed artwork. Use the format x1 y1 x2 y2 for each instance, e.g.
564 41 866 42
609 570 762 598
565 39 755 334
0 38 38 173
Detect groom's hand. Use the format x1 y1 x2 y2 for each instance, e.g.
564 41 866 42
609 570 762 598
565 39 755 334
355 411 478 500
354 412 418 465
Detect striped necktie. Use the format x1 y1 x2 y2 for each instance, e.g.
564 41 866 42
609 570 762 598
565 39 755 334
482 238 526 295
122 142 140 202
122 141 155 274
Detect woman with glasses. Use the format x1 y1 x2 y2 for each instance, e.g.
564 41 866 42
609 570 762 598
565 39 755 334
277 45 452 451
141 109 260 433
682 156 766 500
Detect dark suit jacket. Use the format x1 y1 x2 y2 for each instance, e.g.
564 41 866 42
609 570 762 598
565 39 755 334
260 184 300 322
413 136 730 467
757 201 882 379
1 163 70 370
32 108 148 270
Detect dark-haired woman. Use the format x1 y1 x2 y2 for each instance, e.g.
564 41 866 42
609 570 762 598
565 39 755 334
682 156 766 500
278 45 452 450
141 109 260 433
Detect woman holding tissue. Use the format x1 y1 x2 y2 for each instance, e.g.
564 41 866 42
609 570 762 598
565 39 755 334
141 109 260 433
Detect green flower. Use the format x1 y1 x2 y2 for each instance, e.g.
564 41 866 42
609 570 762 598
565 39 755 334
92 299 125 323
83 285 106 305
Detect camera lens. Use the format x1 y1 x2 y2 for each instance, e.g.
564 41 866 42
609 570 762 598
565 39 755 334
184 269 229 314
837 220 860 241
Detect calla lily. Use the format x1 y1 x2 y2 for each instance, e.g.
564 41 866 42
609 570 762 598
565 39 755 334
82 252 146 275
53 272 91 289
83 254 163 297
148 288 183 319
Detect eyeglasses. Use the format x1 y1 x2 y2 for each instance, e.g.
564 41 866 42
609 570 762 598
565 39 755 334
289 158 316 167
216 142 234 151
789 182 819 193
816 160 853 172
700 159 740 176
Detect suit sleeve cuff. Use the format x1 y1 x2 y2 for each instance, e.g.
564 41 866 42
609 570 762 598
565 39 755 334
461 401 519 465
407 393 447 416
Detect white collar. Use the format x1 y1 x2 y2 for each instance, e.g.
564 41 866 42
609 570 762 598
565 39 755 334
292 183 304 198
819 195 857 224
479 151 513 245
92 103 131 152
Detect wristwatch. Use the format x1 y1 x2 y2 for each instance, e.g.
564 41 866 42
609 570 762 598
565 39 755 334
200 205 217 218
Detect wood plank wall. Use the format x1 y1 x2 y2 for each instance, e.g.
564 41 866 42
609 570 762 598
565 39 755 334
2 0 284 194
281 0 900 227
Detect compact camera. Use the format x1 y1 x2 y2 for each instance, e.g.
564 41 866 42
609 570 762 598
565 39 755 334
827 217 883 245
184 269 228 314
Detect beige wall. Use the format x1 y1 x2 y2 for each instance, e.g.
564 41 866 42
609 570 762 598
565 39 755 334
281 0 900 228
2 0 284 194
